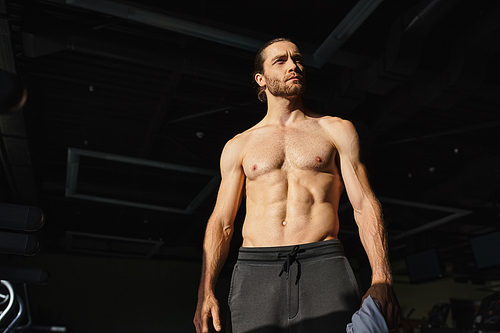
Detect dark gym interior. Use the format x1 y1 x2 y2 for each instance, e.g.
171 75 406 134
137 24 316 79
0 0 500 332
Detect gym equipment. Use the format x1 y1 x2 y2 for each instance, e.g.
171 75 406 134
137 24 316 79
0 203 65 332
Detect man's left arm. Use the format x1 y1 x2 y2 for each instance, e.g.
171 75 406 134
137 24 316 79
331 118 400 331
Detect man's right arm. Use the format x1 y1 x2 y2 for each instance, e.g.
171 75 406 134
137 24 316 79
193 137 246 333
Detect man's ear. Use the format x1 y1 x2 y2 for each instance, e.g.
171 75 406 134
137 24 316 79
255 73 266 88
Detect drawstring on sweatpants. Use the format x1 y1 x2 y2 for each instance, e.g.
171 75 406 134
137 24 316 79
278 245 304 284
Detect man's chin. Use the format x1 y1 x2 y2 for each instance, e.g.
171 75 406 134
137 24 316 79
267 82 305 98
288 85 306 96
272 91 304 99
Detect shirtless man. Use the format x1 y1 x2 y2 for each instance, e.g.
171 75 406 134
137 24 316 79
194 38 400 333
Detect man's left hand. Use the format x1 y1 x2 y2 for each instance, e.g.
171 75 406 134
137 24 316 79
362 283 400 331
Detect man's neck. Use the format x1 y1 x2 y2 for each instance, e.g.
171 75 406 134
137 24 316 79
264 95 307 126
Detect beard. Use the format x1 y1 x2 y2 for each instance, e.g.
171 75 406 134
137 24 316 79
265 73 306 98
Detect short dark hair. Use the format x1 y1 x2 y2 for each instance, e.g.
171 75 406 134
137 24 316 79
253 37 292 102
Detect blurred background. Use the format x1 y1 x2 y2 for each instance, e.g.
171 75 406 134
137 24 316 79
0 0 500 332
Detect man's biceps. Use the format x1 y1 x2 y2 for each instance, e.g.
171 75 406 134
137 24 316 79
218 179 244 199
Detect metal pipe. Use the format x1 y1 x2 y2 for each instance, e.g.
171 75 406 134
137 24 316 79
378 197 472 241
375 121 500 148
65 148 219 214
313 0 385 67
66 0 263 52
405 0 455 32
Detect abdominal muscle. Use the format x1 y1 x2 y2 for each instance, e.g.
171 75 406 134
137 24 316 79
241 169 342 247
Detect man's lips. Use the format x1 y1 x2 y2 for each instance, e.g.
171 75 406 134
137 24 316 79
286 75 302 82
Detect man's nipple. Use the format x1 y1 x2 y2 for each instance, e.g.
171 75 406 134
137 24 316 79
252 164 258 172
315 156 323 163
282 221 287 226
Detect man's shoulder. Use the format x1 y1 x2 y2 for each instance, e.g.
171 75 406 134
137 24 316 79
226 127 254 145
316 115 355 132
315 116 360 155
220 133 247 167
220 126 267 168
222 128 256 155
228 120 269 143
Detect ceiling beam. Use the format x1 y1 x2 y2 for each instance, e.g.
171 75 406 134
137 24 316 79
48 0 380 69
312 0 384 68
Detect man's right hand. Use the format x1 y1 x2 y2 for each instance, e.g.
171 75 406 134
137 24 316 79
194 294 222 333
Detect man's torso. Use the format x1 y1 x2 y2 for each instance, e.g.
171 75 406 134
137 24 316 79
236 115 345 247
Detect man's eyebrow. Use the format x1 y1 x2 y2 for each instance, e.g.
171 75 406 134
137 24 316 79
292 54 304 61
270 54 287 63
270 53 303 63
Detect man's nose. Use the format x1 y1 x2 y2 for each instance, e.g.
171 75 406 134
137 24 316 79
286 59 299 72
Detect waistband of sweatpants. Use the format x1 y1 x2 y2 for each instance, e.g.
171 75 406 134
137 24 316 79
236 239 345 263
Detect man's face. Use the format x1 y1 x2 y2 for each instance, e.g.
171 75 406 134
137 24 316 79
257 41 306 98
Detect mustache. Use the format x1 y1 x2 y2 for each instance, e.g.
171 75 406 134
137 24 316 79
284 72 305 82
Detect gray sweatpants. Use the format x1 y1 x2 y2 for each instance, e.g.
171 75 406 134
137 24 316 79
227 239 361 333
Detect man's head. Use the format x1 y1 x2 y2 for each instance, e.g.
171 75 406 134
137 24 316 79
253 38 306 102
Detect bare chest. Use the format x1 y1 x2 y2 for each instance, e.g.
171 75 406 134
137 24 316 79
242 125 336 179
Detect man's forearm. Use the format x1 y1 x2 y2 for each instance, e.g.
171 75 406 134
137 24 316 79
356 199 401 331
355 199 392 284
194 208 237 333
197 219 234 297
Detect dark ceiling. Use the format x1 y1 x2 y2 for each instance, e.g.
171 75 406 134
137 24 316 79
1 0 499 285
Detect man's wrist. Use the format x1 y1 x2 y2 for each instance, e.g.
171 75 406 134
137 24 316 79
371 268 393 285
197 282 217 298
